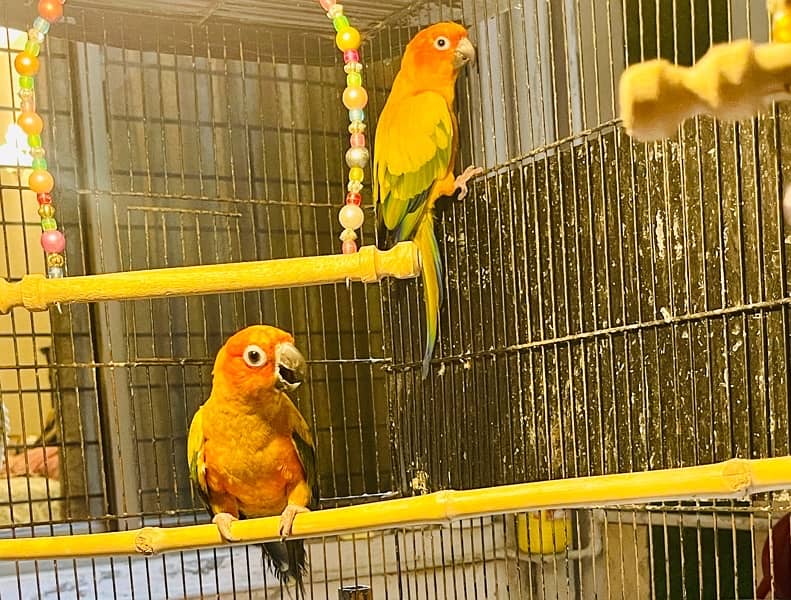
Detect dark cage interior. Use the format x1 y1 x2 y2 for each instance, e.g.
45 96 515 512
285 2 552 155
0 0 788 598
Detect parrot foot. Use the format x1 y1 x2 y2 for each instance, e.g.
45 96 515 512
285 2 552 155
213 512 241 542
453 165 484 200
279 503 310 538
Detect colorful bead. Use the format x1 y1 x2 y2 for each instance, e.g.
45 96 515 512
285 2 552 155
18 76 35 90
38 0 63 23
346 147 369 168
38 204 55 218
47 253 64 268
342 239 358 254
327 4 344 19
342 86 368 110
348 121 366 134
40 217 58 232
24 40 41 57
28 169 54 193
348 180 363 193
15 52 40 77
30 147 45 159
33 16 50 35
319 0 336 10
343 62 363 74
339 228 358 242
336 27 361 52
333 15 350 31
27 28 45 44
37 192 52 205
348 166 364 182
47 266 64 278
349 108 364 122
339 204 364 229
28 134 42 148
346 192 362 205
17 112 43 135
20 98 35 113
32 157 47 170
347 71 362 87
774 10 791 42
350 133 365 147
18 88 34 103
343 49 359 64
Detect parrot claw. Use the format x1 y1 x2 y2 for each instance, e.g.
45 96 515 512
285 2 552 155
453 165 483 201
213 512 241 542
279 503 310 538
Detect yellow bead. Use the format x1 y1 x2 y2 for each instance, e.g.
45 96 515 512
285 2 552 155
774 11 791 42
38 203 55 218
349 167 364 182
336 27 361 52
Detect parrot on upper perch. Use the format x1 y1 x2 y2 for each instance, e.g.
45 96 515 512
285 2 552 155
373 22 481 378
187 325 318 593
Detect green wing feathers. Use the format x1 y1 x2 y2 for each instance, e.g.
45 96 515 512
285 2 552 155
187 405 211 511
414 211 443 378
291 430 319 511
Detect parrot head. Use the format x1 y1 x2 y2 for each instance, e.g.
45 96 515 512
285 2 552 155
212 325 307 398
399 22 475 89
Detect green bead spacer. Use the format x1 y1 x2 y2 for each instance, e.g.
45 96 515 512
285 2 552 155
18 76 34 90
24 40 41 57
28 134 42 148
347 72 362 87
41 217 57 231
333 15 350 32
32 157 47 170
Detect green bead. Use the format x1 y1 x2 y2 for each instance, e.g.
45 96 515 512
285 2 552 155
18 76 34 90
24 40 41 57
28 134 42 148
333 15 350 32
347 72 362 87
41 217 57 231
32 157 47 170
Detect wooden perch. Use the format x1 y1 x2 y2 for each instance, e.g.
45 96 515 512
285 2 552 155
619 40 791 142
0 242 421 314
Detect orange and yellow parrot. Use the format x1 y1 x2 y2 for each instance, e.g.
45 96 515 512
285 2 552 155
373 22 481 378
187 325 318 592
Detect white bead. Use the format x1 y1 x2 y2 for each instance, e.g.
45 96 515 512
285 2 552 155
345 147 370 168
348 181 363 193
339 228 358 242
339 204 364 230
328 4 344 18
343 62 363 74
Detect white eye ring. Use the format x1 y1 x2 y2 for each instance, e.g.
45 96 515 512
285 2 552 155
434 36 450 50
242 344 267 368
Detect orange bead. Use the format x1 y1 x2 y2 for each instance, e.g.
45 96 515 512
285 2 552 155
28 169 54 194
38 0 63 23
17 112 43 136
774 10 791 43
14 52 39 77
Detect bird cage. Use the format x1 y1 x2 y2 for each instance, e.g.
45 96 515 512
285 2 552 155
0 0 790 598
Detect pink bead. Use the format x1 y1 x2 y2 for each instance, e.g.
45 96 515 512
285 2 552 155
41 230 65 253
342 240 358 254
350 133 365 148
319 0 336 9
343 49 360 64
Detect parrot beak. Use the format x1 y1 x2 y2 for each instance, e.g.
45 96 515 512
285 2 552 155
275 342 306 392
454 37 476 69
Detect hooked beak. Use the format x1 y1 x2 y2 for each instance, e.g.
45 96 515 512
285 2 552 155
454 37 476 69
275 342 306 392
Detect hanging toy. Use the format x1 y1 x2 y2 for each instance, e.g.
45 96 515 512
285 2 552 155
769 0 791 225
318 0 368 254
14 0 66 278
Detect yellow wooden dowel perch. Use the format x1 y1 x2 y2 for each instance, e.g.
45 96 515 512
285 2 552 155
619 40 791 142
1 456 789 561
0 242 421 314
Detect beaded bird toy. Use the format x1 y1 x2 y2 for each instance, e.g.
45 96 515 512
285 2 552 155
14 0 66 278
318 0 369 254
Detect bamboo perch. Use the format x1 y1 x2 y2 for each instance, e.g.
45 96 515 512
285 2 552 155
619 40 791 142
0 242 420 315
1 456 790 561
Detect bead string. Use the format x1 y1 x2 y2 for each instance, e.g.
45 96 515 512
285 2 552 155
14 1 66 278
318 0 368 254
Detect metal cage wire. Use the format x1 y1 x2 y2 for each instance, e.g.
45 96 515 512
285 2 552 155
0 0 787 598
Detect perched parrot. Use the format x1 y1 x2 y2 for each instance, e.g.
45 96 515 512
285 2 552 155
373 22 481 378
187 325 318 592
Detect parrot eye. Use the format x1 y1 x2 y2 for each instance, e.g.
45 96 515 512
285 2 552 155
434 36 450 50
242 344 268 368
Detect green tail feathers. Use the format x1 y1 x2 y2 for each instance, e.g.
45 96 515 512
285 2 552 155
414 213 443 378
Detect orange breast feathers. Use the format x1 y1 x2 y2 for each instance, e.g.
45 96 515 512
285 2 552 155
201 398 312 519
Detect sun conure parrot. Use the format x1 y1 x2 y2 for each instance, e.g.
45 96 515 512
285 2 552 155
373 22 481 378
187 325 318 592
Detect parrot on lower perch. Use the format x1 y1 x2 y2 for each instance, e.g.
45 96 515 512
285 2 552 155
187 325 318 593
373 21 482 378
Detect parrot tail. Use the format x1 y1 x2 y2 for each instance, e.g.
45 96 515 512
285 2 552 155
413 211 443 379
262 540 307 595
